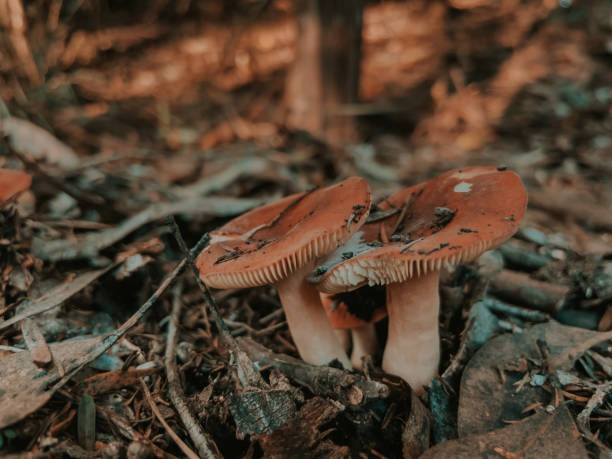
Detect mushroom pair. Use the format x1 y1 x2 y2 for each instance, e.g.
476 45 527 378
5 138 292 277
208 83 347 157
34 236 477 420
196 177 371 368
310 166 527 392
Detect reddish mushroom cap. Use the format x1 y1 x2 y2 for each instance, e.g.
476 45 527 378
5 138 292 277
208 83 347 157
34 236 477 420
312 166 527 293
320 291 387 329
196 177 371 289
0 169 32 204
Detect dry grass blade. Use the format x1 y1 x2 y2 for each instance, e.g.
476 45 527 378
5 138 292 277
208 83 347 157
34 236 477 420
139 378 200 459
165 282 219 459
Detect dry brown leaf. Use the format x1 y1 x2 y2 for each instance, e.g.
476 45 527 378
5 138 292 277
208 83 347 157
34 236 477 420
0 267 113 330
458 321 612 437
0 336 102 429
421 404 587 459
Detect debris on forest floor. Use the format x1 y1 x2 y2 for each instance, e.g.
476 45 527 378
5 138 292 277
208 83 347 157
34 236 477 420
0 0 611 457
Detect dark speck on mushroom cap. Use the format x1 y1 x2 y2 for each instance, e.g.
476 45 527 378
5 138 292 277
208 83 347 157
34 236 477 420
312 167 527 294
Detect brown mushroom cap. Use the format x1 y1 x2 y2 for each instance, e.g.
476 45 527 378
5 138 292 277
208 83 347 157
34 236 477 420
0 169 31 203
313 167 527 293
196 177 371 289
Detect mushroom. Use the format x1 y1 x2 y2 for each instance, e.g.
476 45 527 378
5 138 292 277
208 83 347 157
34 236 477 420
196 177 371 368
310 167 527 392
320 286 386 369
0 168 31 205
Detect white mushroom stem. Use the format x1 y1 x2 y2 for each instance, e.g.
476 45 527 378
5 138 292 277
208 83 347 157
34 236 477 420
350 323 378 370
275 263 351 368
382 270 440 394
335 329 351 352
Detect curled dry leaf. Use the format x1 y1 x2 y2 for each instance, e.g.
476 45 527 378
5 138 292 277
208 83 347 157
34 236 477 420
458 321 612 437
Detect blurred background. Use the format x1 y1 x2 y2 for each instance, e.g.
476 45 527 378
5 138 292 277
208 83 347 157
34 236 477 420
2 0 612 249
1 0 610 175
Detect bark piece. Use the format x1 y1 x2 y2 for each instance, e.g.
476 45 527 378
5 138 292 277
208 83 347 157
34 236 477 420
21 318 52 366
257 397 348 458
229 389 296 437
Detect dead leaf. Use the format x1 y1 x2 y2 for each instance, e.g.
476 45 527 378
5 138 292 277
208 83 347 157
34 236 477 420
458 321 612 437
0 258 184 429
21 318 52 366
0 266 114 330
0 336 102 429
421 404 587 459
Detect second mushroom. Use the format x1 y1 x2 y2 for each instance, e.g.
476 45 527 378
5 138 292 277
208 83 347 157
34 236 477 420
310 167 527 393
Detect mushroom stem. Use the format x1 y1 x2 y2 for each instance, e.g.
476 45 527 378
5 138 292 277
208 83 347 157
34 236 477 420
350 323 378 370
335 329 351 352
382 270 440 394
275 263 351 368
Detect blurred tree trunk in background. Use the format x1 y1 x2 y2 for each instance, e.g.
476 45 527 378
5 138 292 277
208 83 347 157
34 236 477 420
284 0 363 146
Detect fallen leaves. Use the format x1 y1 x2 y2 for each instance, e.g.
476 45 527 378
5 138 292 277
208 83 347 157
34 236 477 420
458 321 611 436
421 404 588 459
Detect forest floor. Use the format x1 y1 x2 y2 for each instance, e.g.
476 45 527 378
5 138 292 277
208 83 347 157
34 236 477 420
0 1 611 458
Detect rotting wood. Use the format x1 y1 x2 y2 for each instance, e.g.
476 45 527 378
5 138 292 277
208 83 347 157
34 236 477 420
238 337 389 406
257 397 349 458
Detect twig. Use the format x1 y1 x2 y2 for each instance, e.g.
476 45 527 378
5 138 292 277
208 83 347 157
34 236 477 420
7 143 106 208
551 329 612 370
173 157 269 198
483 298 549 322
32 196 264 261
529 189 612 232
51 259 186 392
391 190 422 235
489 269 569 313
169 218 262 388
238 337 389 406
575 381 612 453
165 282 219 459
139 378 199 459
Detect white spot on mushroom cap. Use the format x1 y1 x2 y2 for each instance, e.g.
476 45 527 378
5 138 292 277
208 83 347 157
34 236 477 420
454 181 472 193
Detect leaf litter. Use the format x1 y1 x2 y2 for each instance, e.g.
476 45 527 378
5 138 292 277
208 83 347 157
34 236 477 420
0 1 612 457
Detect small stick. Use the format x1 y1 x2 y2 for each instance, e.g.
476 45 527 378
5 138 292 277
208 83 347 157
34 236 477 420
390 189 422 235
168 218 262 388
165 282 219 459
7 143 105 208
140 378 199 459
238 337 389 406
